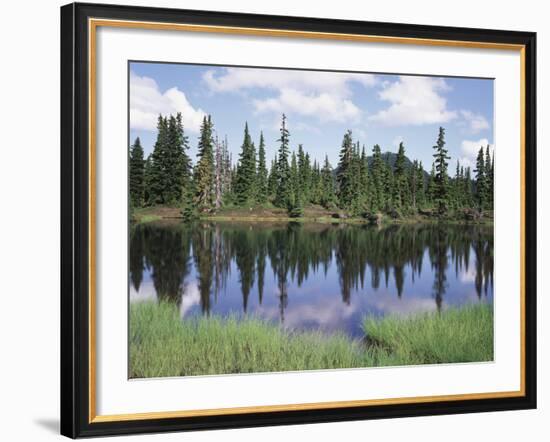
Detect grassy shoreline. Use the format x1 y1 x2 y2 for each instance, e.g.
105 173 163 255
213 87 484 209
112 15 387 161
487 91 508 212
132 205 494 226
130 302 493 378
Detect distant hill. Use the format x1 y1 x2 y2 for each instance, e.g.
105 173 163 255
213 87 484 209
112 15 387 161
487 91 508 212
335 152 429 180
370 151 432 177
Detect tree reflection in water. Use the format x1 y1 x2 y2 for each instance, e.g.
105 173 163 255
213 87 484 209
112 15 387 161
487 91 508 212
130 221 493 329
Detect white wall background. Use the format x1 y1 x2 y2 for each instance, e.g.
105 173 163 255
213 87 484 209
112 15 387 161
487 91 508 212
0 0 546 440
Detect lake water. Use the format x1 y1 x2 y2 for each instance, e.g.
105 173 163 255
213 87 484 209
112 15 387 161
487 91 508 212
129 221 493 338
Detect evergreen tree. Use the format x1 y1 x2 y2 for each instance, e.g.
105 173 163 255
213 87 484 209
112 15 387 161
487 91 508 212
409 160 422 210
234 122 257 205
275 114 291 208
256 132 268 204
432 127 451 214
267 156 278 199
143 155 153 205
149 115 170 204
297 145 312 203
288 151 302 215
336 130 355 210
485 145 494 209
320 155 336 208
310 160 322 205
464 166 473 207
369 144 385 212
129 137 145 207
474 146 487 209
427 163 437 205
416 161 425 207
393 142 409 209
359 147 369 209
194 115 215 212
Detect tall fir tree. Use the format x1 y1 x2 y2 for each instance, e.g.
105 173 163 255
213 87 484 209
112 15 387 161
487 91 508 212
369 144 386 212
359 147 369 209
427 162 437 205
129 137 145 207
256 132 268 204
474 146 487 209
149 115 170 204
289 151 302 212
267 156 278 199
393 141 409 209
485 145 494 209
297 145 312 203
275 114 291 208
416 161 425 207
336 130 355 210
174 113 192 204
194 115 215 212
234 122 257 205
143 155 153 205
432 127 451 214
320 155 336 208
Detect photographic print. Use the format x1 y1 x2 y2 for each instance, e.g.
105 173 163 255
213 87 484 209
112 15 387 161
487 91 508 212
128 62 494 379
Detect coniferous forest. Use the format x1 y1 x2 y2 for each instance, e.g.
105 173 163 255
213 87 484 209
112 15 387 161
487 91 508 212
129 112 494 222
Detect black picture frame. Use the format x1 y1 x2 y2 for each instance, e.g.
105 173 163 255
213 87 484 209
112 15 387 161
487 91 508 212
60 2 537 438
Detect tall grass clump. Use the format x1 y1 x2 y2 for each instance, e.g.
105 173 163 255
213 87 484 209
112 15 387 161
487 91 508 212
130 301 370 378
130 302 493 378
362 304 493 366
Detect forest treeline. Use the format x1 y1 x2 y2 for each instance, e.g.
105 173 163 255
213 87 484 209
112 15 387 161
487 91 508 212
129 113 494 219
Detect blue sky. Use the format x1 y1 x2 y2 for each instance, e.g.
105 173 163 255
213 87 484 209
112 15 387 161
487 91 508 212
129 62 494 171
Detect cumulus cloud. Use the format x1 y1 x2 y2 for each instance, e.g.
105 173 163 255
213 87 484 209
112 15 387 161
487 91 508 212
369 76 457 126
252 89 361 122
459 110 490 134
130 72 206 132
459 138 494 170
203 67 377 123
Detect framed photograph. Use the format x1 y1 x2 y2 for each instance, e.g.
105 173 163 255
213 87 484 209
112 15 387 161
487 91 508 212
60 2 537 438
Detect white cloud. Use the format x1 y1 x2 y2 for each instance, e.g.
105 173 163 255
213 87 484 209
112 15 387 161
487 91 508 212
459 110 490 134
253 88 361 122
130 72 206 132
369 76 457 126
203 67 377 123
203 67 377 94
459 138 494 170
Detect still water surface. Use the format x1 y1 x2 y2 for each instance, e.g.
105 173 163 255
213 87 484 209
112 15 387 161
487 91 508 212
129 222 493 338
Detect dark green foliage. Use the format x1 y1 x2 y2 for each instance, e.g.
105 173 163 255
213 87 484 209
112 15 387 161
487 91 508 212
194 115 215 212
138 113 484 219
275 114 291 208
256 132 268 204
485 145 494 209
147 114 191 205
320 155 336 208
475 147 487 209
234 123 257 206
432 127 451 214
393 142 410 209
369 144 386 212
336 131 362 213
267 156 278 199
409 160 424 209
129 137 145 207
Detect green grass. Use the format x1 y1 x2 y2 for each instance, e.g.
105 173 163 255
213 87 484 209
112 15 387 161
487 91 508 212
362 304 494 365
136 214 162 224
129 302 493 378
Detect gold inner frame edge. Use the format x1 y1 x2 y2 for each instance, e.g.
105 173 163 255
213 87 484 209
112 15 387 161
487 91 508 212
87 17 527 424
